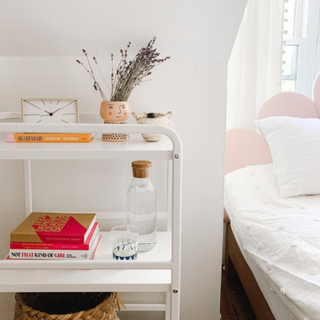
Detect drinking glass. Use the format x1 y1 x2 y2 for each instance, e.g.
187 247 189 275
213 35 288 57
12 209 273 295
111 225 139 260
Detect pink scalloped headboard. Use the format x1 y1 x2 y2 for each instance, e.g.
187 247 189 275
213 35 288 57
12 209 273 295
225 72 320 174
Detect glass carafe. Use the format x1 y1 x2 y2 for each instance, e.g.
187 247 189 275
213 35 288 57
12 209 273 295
127 160 157 252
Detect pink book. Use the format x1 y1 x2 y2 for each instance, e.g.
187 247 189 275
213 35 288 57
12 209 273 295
10 223 99 250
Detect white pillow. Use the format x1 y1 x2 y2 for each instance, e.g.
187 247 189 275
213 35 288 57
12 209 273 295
255 116 320 197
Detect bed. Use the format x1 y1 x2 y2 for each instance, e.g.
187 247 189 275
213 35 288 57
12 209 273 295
224 73 320 320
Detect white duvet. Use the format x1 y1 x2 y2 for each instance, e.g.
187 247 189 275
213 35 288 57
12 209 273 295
225 164 320 320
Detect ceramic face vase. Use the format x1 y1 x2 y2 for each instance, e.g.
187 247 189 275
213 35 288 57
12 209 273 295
100 101 131 142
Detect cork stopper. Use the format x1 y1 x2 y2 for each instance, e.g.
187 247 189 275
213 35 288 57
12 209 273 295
132 160 152 178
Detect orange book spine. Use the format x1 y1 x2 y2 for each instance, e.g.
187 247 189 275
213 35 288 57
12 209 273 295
7 133 95 143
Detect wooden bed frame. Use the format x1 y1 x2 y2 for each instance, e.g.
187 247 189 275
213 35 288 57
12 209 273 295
223 73 320 320
224 222 275 320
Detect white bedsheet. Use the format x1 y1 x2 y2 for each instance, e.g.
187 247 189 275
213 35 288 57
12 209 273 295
225 164 320 320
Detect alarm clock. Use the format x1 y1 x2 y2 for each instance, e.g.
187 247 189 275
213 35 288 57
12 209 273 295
21 99 79 123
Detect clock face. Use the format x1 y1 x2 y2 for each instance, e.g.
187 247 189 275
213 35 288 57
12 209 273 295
22 99 79 123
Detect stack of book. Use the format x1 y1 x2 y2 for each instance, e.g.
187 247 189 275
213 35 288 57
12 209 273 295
8 212 101 260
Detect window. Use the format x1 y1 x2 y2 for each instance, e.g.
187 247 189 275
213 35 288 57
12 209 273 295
281 0 320 97
282 45 299 91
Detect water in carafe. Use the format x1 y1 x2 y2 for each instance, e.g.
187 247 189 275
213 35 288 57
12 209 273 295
127 160 157 252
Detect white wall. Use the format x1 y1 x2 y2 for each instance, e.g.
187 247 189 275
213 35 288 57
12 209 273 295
0 0 247 319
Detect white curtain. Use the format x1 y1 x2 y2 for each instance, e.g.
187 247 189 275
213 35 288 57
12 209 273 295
226 0 284 131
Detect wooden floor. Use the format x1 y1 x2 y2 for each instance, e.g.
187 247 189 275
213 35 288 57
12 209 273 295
220 267 257 320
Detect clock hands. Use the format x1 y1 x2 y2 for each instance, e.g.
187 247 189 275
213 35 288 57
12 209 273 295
44 101 75 116
41 110 53 117
48 103 73 115
41 108 61 117
52 108 61 115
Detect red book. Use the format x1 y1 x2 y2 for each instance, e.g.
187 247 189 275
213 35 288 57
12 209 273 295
5 235 102 261
10 223 99 250
10 212 96 244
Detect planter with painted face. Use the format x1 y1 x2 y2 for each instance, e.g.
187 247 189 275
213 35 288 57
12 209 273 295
100 101 131 142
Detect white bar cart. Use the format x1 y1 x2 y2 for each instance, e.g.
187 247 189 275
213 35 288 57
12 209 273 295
0 117 183 320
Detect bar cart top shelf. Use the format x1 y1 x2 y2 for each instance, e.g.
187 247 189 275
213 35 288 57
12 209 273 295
0 122 177 160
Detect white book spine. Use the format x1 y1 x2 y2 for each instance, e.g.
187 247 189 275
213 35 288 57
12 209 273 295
9 250 92 260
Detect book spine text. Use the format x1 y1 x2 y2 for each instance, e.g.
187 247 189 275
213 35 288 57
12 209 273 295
7 133 94 143
9 250 91 260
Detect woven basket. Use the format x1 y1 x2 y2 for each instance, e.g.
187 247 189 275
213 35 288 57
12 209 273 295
132 111 172 142
14 292 124 320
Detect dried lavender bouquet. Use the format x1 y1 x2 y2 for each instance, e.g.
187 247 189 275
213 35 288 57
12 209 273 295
76 37 170 101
